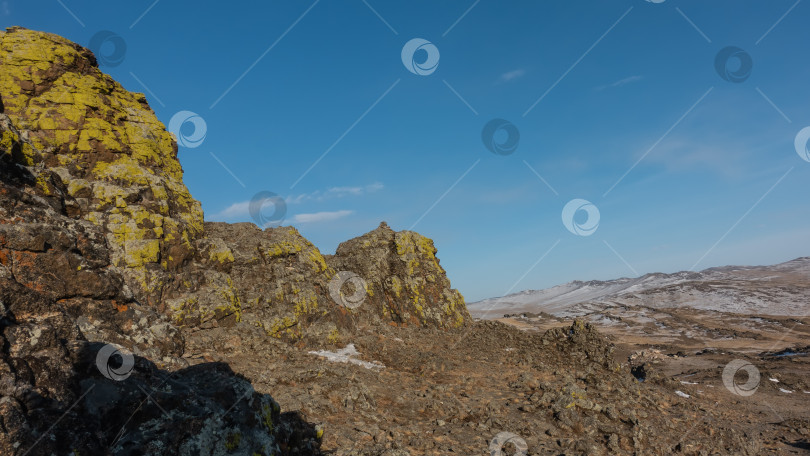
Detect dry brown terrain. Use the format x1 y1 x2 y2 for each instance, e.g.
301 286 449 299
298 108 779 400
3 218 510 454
492 310 810 454
185 311 810 455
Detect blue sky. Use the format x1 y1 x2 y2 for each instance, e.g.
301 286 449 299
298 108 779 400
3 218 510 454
6 1 810 302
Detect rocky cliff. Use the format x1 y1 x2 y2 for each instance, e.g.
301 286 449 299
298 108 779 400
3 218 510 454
0 26 203 309
0 112 317 455
327 222 467 329
0 27 468 455
0 26 468 340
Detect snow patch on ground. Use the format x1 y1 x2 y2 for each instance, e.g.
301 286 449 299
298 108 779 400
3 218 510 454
675 390 690 398
308 343 384 370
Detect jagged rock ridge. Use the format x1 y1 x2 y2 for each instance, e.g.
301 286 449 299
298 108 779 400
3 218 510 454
0 26 468 455
0 114 318 455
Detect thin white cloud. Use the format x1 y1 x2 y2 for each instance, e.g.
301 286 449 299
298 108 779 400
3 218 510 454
1 2 9 16
498 69 525 83
210 182 381 221
292 210 353 223
286 182 383 204
596 75 643 91
208 203 354 224
214 200 251 219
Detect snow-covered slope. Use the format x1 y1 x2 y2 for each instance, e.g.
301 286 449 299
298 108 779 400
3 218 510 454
468 257 810 319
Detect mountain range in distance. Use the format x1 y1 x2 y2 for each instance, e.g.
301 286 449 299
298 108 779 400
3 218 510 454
468 257 810 319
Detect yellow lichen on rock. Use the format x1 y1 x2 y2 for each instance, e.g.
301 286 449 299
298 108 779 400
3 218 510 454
329 221 471 328
123 239 160 267
0 27 203 303
0 27 473 343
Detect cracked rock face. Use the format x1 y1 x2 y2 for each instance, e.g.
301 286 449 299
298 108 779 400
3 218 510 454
0 26 204 307
0 27 469 344
327 222 469 329
0 26 471 455
168 220 470 351
0 110 320 456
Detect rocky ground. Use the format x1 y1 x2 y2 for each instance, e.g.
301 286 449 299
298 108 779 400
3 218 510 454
1 26 808 455
492 313 810 454
188 316 810 455
191 322 810 455
468 260 810 455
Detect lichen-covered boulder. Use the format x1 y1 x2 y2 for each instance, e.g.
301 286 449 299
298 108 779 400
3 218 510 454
0 111 183 363
0 26 471 347
0 26 204 306
326 222 469 329
168 221 469 349
0 115 319 456
167 222 344 346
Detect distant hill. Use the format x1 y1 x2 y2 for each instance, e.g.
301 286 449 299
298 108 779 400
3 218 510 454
468 257 810 318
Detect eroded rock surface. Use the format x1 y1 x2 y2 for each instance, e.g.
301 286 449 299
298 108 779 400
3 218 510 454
0 113 319 455
167 220 470 352
0 26 204 307
327 222 468 329
0 26 470 455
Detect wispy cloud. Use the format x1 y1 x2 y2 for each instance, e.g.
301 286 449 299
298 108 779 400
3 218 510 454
498 69 525 83
287 182 383 204
596 75 643 91
291 210 353 223
214 200 251 219
2 2 10 16
210 203 353 224
209 182 381 222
